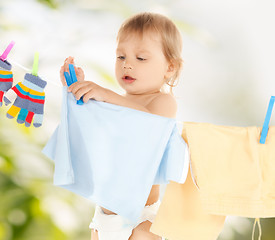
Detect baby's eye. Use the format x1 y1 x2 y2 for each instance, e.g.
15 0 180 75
137 57 146 61
117 56 125 60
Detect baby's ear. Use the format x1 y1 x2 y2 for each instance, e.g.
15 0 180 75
165 61 176 79
168 64 175 72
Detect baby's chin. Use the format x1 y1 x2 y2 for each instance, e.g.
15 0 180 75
118 84 141 94
123 89 146 96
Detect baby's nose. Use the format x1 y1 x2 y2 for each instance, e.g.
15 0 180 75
123 61 133 69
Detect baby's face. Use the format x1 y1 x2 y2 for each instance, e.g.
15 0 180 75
115 32 170 95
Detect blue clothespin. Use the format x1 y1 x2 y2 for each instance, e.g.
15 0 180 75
64 64 84 105
64 72 72 86
260 96 275 144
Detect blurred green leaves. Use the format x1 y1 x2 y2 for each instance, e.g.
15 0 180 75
37 0 59 9
0 108 67 240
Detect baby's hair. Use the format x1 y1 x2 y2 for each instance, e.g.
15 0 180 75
117 12 183 95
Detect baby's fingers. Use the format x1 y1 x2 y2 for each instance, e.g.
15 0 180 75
60 66 67 86
76 67 85 81
64 56 75 72
64 56 74 63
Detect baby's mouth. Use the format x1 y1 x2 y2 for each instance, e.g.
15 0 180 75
122 75 136 82
123 75 136 80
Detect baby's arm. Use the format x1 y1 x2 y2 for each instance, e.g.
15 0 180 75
67 80 149 111
68 78 177 117
69 80 177 117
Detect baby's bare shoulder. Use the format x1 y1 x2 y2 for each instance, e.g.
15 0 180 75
146 93 177 118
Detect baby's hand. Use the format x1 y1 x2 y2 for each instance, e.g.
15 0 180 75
68 80 108 103
59 56 85 86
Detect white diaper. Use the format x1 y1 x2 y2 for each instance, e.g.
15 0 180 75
89 200 165 240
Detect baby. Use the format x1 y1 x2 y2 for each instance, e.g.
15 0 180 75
60 12 183 240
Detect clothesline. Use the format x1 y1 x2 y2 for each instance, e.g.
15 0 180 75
9 59 61 88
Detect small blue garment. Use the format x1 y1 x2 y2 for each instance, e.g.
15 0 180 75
42 87 189 223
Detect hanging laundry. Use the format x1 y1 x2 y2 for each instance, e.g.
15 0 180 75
4 52 47 127
0 41 15 107
181 123 275 217
151 96 275 240
42 87 189 224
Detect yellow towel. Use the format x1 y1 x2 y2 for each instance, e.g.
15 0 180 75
151 121 275 240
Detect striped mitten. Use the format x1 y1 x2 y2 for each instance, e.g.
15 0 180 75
0 60 13 107
4 73 47 127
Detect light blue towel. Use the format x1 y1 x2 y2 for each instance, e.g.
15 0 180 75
42 87 189 223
